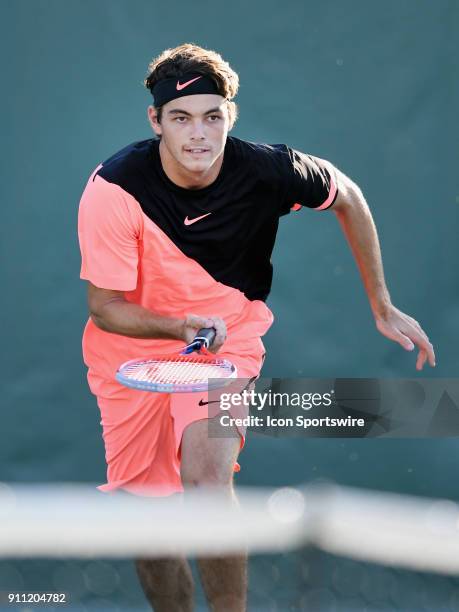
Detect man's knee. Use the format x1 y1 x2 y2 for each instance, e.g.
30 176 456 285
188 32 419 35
181 459 235 488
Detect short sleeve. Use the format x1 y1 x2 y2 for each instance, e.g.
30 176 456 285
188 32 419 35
78 170 142 291
278 147 339 216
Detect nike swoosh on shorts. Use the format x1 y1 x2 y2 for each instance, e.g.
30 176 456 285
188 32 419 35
198 399 221 406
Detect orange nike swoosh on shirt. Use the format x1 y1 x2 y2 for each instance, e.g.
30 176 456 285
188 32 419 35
176 76 203 91
184 212 212 226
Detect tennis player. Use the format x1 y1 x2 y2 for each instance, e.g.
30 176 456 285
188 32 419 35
78 44 435 611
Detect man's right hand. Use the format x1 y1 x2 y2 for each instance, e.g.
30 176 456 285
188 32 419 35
181 314 227 353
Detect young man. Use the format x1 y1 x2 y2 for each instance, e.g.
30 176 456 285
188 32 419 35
78 43 435 611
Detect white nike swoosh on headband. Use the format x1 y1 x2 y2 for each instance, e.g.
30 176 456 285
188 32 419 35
176 76 203 91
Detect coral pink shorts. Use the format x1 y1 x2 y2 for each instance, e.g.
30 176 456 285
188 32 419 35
87 341 266 497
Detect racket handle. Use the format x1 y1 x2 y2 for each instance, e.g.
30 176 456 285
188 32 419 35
181 327 217 354
194 327 216 349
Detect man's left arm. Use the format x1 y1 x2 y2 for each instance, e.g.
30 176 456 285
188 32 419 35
330 166 435 371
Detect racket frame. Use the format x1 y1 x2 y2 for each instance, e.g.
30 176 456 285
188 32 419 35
115 353 237 393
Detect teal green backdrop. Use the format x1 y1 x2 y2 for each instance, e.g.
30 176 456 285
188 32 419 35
1 0 457 494
0 1 458 608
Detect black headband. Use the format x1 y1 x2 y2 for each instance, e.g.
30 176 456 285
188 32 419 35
150 73 222 107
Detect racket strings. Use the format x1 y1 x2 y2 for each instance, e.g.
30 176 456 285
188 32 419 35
122 356 231 385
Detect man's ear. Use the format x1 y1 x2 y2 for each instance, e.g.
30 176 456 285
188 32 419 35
147 105 162 137
226 100 238 131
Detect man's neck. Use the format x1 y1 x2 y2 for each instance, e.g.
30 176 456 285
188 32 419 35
158 140 224 190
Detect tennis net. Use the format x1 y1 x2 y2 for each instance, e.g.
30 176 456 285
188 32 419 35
1 482 459 610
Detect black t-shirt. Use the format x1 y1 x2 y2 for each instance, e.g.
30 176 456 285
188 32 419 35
96 136 338 302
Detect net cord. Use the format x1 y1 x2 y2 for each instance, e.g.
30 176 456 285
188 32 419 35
1 483 459 575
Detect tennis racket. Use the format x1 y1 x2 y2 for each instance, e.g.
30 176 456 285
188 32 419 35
115 327 237 393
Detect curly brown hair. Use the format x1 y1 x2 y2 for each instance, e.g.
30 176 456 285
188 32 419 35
144 43 239 127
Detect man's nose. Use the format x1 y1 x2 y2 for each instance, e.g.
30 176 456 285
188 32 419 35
190 120 206 139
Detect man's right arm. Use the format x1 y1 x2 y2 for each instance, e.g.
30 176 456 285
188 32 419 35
87 282 227 351
79 176 226 350
87 281 185 340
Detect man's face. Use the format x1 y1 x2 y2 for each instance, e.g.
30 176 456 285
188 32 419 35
148 94 230 176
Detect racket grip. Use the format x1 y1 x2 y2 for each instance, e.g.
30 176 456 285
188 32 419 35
195 327 216 349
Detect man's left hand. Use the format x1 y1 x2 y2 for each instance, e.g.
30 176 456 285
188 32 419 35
374 305 436 370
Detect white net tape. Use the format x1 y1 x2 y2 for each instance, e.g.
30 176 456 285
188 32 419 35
1 482 459 576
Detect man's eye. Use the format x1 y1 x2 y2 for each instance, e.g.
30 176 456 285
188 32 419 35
208 115 221 121
175 116 187 122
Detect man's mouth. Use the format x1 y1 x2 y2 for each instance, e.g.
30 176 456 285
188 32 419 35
184 147 210 155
